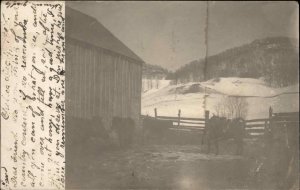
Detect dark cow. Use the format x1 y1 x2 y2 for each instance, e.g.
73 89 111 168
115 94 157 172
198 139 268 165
142 116 173 144
67 116 109 155
203 115 245 155
90 116 110 139
111 117 135 148
263 119 299 189
67 117 89 147
225 117 246 155
203 115 227 154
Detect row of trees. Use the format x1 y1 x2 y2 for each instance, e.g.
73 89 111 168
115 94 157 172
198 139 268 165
142 63 171 79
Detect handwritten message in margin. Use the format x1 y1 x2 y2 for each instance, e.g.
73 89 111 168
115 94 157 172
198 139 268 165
1 1 65 189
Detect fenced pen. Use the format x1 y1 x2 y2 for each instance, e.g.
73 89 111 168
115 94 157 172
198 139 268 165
141 107 299 139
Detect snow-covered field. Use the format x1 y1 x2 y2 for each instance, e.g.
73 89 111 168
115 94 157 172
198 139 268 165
142 78 299 119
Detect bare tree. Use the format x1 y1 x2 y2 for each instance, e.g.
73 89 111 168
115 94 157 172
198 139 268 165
155 77 159 89
214 96 248 119
214 100 227 117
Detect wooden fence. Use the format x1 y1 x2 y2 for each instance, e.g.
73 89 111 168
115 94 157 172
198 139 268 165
245 118 269 137
152 108 208 133
141 107 299 139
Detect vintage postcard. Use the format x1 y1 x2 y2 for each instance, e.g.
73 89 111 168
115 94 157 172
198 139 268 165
1 1 299 190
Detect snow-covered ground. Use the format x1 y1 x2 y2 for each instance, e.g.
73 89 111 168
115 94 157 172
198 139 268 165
142 78 299 119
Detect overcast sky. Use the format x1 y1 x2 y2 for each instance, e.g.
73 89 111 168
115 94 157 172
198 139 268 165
68 1 298 71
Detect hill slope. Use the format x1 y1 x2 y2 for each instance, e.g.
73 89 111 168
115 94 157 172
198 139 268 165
167 37 299 87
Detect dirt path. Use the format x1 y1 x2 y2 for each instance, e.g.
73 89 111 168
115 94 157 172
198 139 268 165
68 145 255 190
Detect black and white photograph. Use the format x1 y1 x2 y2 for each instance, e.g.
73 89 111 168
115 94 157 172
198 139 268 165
1 1 299 190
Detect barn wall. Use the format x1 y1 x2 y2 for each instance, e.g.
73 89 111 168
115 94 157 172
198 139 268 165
66 39 142 129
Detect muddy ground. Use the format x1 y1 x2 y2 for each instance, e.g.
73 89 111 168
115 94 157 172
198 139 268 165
67 132 299 190
67 142 269 190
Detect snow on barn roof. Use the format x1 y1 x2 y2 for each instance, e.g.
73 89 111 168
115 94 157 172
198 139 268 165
66 7 144 63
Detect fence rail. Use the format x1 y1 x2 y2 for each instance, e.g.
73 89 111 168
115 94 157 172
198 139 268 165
273 112 299 116
246 123 267 128
178 120 205 125
245 118 269 122
157 116 206 121
141 107 299 139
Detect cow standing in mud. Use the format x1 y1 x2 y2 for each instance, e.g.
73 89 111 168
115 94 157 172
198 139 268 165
203 115 226 154
111 117 135 148
67 116 110 155
203 115 246 155
257 116 299 189
225 118 246 155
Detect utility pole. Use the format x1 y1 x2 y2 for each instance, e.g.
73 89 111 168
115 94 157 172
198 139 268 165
202 1 209 117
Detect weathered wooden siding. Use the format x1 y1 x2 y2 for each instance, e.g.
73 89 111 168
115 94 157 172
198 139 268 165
66 39 142 128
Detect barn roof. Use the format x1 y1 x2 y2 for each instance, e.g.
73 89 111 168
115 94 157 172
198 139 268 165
66 7 144 63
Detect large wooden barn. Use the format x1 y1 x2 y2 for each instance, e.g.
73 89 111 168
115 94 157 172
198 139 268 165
66 7 143 129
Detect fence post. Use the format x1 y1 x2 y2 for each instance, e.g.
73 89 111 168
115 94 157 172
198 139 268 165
178 109 181 127
264 120 268 129
269 106 273 130
269 106 273 119
154 108 157 119
266 106 273 146
205 110 210 128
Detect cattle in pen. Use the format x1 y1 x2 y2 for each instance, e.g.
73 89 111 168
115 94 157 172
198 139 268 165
203 115 246 155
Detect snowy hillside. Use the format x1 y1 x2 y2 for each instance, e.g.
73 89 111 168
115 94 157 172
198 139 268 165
201 77 299 97
142 79 170 93
142 77 299 119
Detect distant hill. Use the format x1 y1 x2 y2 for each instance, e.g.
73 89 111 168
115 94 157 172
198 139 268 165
167 37 299 87
142 63 171 79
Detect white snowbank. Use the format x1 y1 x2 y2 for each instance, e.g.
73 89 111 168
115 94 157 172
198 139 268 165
201 77 299 97
142 78 299 119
